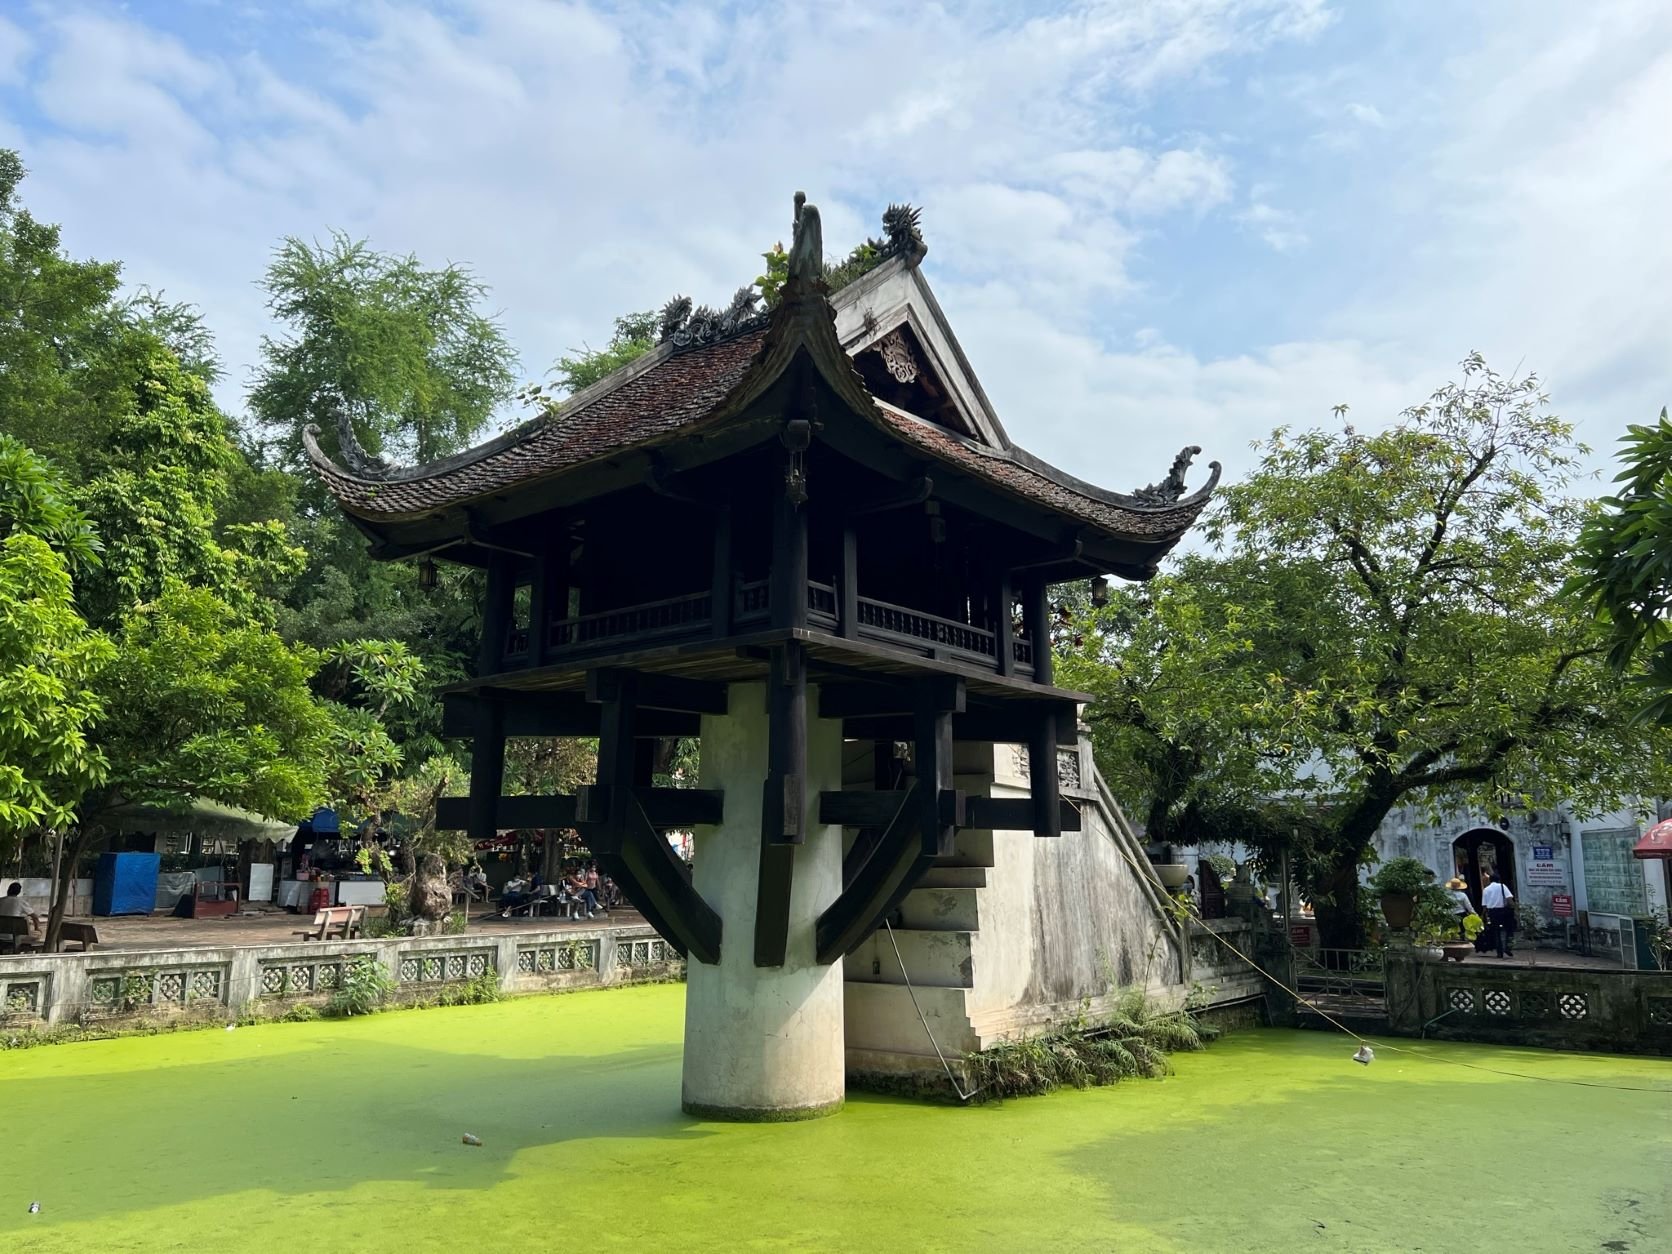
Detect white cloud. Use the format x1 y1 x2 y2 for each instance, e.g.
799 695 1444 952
1238 199 1307 252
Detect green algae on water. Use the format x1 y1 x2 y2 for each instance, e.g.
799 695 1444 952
2 983 1667 1253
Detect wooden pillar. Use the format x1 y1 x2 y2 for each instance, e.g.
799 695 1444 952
995 570 1015 677
769 483 808 630
755 642 806 969
838 522 858 639
1021 574 1052 686
914 688 957 858
466 695 506 849
1028 713 1062 838
711 505 733 638
479 559 516 677
762 642 807 846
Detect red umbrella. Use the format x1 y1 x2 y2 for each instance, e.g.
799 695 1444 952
1632 818 1672 860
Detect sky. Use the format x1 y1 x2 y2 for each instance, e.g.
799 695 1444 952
0 0 1668 501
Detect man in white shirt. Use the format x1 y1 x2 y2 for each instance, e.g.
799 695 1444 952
1480 872 1516 958
0 882 42 940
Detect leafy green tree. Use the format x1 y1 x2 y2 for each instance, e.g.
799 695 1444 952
1066 356 1672 948
0 438 112 856
550 310 656 396
47 584 337 947
251 232 518 479
1571 408 1672 722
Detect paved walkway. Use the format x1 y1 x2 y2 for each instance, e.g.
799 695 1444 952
64 904 646 952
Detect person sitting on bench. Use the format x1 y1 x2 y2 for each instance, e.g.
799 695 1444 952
0 882 42 938
498 873 540 917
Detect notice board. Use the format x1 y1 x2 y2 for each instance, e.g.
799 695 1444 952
1580 830 1647 916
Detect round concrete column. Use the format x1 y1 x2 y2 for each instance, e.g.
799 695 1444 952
682 681 845 1120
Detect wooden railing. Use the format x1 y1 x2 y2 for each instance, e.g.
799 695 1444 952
547 590 713 651
493 580 1043 680
855 595 997 663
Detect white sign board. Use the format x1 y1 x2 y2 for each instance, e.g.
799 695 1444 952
1525 855 1566 887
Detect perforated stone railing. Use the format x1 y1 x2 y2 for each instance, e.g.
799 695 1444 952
1395 959 1672 1054
88 964 228 1014
516 939 599 975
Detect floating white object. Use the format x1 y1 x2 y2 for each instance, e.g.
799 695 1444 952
461 1133 483 1147
28 1201 40 1213
1352 1045 1375 1066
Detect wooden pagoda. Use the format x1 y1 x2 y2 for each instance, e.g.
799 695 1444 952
309 195 1216 1117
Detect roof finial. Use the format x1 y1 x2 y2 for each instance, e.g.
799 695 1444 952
788 195 823 283
1130 445 1201 505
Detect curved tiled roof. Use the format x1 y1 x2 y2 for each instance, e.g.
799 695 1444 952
305 328 770 521
306 261 1217 554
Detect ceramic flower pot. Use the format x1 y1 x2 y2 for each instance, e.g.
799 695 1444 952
1442 942 1473 963
1379 891 1416 930
1153 863 1190 888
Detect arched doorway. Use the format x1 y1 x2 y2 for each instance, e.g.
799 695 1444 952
1452 828 1515 908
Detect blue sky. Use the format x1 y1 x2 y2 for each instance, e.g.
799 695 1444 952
0 1 1668 497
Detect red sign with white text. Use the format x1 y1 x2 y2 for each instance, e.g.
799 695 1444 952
1289 924 1312 947
1551 894 1574 918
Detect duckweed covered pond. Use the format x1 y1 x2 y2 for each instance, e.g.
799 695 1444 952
4 984 1668 1252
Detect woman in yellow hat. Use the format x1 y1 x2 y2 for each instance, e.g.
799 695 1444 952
1445 876 1474 940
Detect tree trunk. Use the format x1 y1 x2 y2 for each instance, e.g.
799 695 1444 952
45 825 98 953
1308 784 1403 952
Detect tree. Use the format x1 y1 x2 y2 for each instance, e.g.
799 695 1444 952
1066 356 1672 948
47 584 337 948
0 439 112 857
551 310 656 396
250 232 518 480
1571 408 1672 722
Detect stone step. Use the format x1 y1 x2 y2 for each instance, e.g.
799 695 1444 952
897 886 981 933
916 865 988 890
844 926 974 988
844 980 979 1056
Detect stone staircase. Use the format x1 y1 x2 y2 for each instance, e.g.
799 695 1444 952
842 744 1188 1084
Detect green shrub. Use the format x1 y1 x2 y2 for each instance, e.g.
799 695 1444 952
1368 856 1432 896
435 973 502 1007
327 957 395 1017
966 989 1217 1101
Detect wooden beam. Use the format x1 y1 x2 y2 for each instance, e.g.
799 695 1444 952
817 675 965 720
839 701 1076 746
814 785 935 963
436 787 722 832
847 475 933 517
618 794 722 964
964 796 1081 833
466 696 506 846
756 641 807 966
441 691 699 739
819 790 911 828
586 668 728 715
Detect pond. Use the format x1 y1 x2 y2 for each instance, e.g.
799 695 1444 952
3 984 1667 1252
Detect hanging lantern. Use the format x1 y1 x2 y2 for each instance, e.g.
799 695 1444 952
1090 576 1110 607
417 557 438 590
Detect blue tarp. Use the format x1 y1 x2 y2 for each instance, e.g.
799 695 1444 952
93 852 160 916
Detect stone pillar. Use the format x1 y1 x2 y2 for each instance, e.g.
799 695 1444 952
682 681 845 1120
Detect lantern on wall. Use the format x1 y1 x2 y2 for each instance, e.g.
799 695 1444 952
417 557 438 591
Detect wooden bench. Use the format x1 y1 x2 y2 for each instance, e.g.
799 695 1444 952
0 915 39 953
293 906 360 942
59 922 99 951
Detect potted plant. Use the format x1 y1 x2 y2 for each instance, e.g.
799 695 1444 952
1149 844 1189 889
1411 883 1475 961
1367 857 1431 930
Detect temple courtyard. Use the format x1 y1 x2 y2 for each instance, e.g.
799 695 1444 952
4 984 1666 1253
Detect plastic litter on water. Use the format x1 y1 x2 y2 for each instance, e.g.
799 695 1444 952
28 1201 40 1213
461 1133 483 1147
1352 1045 1375 1066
